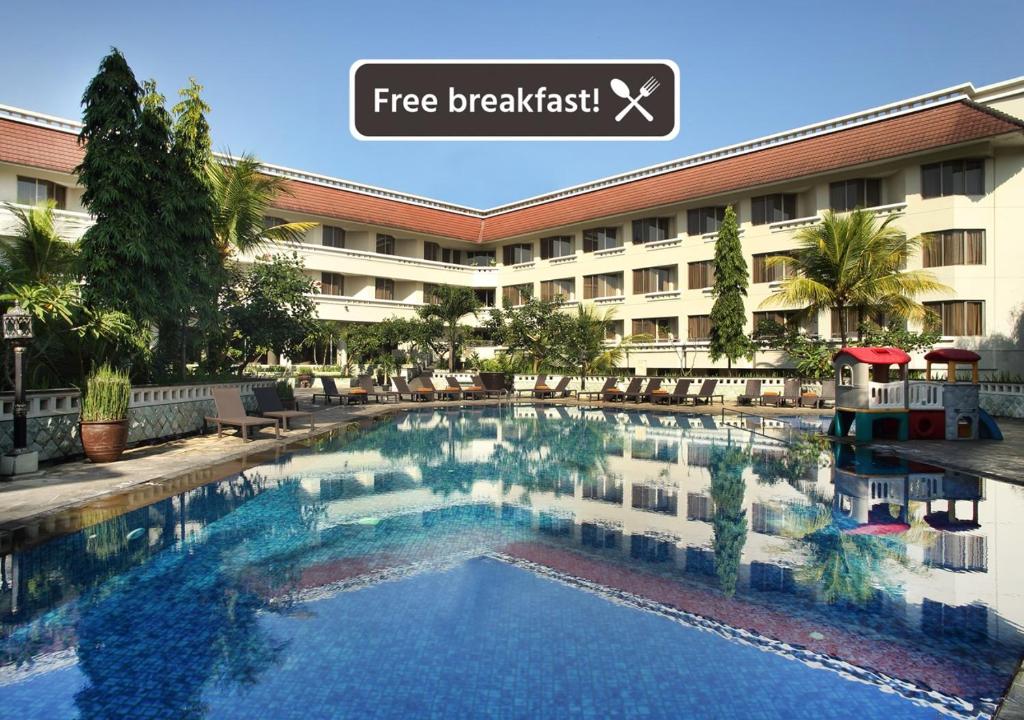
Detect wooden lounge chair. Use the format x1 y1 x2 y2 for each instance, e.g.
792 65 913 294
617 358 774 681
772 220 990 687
206 388 279 441
547 376 573 398
637 378 664 403
736 379 763 406
424 377 461 400
516 374 550 398
577 378 617 401
473 374 510 398
686 379 724 405
617 378 643 403
358 375 400 403
817 379 836 408
395 376 435 401
653 379 690 405
253 386 315 431
449 376 484 400
766 378 801 407
312 376 343 405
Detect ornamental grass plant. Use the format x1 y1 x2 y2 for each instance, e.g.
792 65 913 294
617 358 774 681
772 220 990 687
81 364 131 422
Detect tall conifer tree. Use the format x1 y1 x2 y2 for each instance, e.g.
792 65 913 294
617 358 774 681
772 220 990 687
709 205 753 368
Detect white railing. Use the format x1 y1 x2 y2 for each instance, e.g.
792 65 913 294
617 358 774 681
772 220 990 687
768 215 820 233
644 238 683 250
868 381 905 408
313 294 421 310
908 381 943 409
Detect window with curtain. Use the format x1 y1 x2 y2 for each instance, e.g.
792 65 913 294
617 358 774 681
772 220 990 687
921 159 984 198
441 247 463 264
688 315 712 341
752 252 795 283
423 283 440 303
829 179 882 211
320 272 344 296
925 301 984 336
583 272 623 299
375 277 395 300
376 234 396 255
632 317 676 341
16 176 67 209
540 235 573 259
466 250 495 266
751 194 797 225
686 206 726 236
262 215 286 230
502 283 532 306
753 311 801 336
631 217 672 244
582 226 621 252
922 230 985 267
502 243 533 265
605 320 623 341
540 278 575 302
474 288 496 307
687 260 715 289
633 266 675 294
423 241 440 261
322 225 346 248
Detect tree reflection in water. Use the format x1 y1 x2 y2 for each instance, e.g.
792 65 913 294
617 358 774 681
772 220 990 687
708 436 752 597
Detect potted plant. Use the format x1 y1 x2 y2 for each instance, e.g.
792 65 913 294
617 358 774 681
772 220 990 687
80 364 131 463
276 379 296 410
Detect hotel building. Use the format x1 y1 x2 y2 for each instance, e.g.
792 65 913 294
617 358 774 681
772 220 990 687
2 77 1024 373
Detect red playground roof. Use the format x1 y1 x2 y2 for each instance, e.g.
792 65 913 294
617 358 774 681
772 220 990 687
924 348 981 363
834 347 911 365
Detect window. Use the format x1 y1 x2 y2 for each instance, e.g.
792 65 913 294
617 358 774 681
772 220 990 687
540 235 573 259
830 179 881 211
633 265 675 294
605 320 624 341
17 176 67 209
375 278 394 300
474 288 496 307
632 217 672 244
751 194 797 225
922 230 985 267
442 247 462 265
753 311 800 336
921 159 984 198
322 225 346 248
583 272 623 299
830 308 888 338
424 241 440 261
423 283 440 303
376 234 395 255
752 252 795 283
502 283 532 306
503 243 533 265
262 215 286 230
583 226 621 252
466 250 495 266
320 272 344 295
540 278 574 302
688 315 712 341
687 260 715 289
632 317 676 341
925 301 984 336
687 206 726 236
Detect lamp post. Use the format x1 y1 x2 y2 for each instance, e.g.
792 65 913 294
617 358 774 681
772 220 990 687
2 302 37 477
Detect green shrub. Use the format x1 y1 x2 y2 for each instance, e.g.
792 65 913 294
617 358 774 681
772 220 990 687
81 364 131 422
275 380 294 401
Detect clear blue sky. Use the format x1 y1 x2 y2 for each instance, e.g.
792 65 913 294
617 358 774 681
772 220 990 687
2 0 1022 208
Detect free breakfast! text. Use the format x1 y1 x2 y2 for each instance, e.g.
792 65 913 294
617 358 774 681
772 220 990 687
373 86 601 114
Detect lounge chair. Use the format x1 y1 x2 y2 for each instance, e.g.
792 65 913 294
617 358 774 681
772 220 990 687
394 376 435 402
423 377 461 400
616 378 643 403
766 378 801 408
473 374 510 398
448 376 484 400
547 376 573 398
312 376 343 405
686 379 724 405
736 379 763 406
637 378 663 403
358 375 400 403
577 378 618 401
801 379 835 408
253 386 315 431
206 388 279 441
516 374 551 398
653 379 691 405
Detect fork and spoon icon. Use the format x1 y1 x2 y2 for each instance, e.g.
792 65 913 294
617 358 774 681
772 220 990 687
610 76 660 122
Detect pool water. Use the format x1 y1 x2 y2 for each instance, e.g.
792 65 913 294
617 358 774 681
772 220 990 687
1 405 1021 719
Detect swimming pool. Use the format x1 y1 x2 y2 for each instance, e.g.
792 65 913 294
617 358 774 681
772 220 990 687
1 405 1020 718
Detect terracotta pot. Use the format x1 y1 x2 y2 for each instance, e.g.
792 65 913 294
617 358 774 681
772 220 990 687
80 420 129 463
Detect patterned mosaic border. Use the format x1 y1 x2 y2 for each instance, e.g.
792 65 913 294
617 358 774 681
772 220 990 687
487 552 996 720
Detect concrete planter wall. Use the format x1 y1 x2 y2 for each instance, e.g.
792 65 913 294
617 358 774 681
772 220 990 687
0 380 274 462
979 382 1024 419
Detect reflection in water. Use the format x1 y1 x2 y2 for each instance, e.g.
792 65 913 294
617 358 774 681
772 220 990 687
0 405 1021 719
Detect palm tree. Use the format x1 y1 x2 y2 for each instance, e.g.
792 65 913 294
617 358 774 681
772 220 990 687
0 202 78 284
759 209 950 345
417 285 480 371
208 154 318 259
557 304 620 389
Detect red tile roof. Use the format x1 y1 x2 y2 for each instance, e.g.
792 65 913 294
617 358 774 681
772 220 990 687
1 100 1021 243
